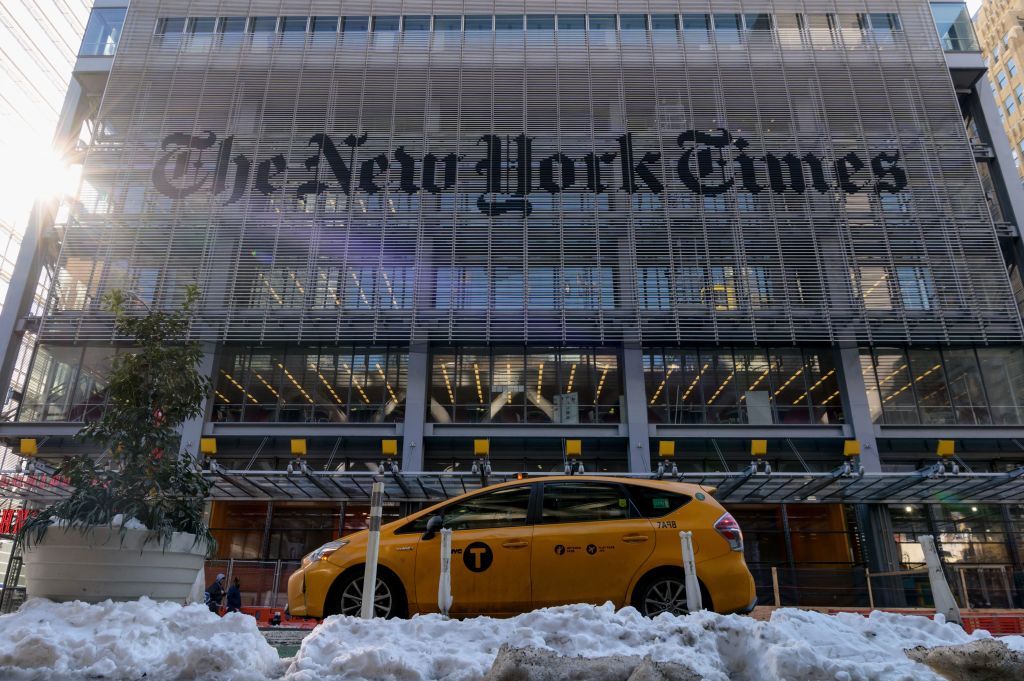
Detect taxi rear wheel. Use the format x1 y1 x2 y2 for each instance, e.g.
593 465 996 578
632 568 711 617
328 568 407 619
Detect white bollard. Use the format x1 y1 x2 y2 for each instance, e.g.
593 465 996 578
361 481 385 619
438 528 453 617
919 534 962 625
679 531 703 612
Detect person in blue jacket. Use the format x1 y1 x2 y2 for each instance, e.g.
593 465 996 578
226 577 242 613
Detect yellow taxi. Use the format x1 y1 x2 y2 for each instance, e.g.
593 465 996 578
287 476 756 619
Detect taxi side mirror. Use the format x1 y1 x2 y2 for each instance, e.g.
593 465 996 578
422 515 443 540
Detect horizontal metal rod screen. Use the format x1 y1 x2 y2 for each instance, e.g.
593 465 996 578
47 0 1023 346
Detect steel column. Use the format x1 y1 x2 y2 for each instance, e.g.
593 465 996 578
834 344 881 473
179 342 216 460
622 344 651 473
401 343 429 472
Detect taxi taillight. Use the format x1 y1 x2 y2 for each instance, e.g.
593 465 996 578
714 512 744 552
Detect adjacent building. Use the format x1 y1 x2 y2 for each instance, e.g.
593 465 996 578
0 0 93 601
3 0 1024 611
974 0 1024 179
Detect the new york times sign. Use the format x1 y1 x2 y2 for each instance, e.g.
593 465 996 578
152 129 908 215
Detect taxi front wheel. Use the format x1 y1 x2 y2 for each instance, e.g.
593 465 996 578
329 568 407 619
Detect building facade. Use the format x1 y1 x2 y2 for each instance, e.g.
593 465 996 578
3 0 1024 610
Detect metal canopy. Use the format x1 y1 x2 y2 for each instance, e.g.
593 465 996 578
2 468 1023 505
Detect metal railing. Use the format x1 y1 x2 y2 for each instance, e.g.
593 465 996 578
202 559 301 610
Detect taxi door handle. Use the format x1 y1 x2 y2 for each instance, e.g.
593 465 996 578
622 534 650 543
501 540 529 549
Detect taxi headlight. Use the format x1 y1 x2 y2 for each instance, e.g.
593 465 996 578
303 539 349 566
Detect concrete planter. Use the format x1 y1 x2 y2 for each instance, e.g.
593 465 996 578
23 525 206 603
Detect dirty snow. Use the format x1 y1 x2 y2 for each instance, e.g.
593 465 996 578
0 597 283 680
1 598 1020 681
284 603 996 681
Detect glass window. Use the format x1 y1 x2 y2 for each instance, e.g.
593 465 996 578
897 266 935 310
311 16 338 33
188 17 215 33
627 486 690 518
589 15 616 30
943 348 991 424
744 14 772 32
558 15 586 31
526 15 555 30
713 14 742 44
998 70 1009 89
1007 94 1017 114
495 15 523 31
857 265 892 310
995 44 1001 60
620 14 648 30
541 483 629 524
248 16 277 33
434 16 462 31
1016 85 1024 104
682 14 710 43
371 16 400 32
218 17 246 34
905 349 953 424
862 13 901 42
873 348 920 424
81 7 126 55
402 15 430 31
279 16 308 32
1010 57 1019 76
442 486 533 530
464 15 493 31
156 17 185 35
978 347 1024 424
341 16 369 33
651 14 679 31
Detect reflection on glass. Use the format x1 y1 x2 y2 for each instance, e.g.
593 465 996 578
861 346 1024 425
930 3 980 52
429 347 621 424
211 347 407 424
645 346 842 425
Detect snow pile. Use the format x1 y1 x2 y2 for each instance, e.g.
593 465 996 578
0 597 284 680
284 603 991 681
109 514 147 530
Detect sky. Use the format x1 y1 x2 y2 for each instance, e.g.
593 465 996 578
967 0 982 15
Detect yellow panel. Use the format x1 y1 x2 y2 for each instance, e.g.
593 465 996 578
937 440 955 457
291 439 307 456
200 437 217 455
381 439 398 457
842 440 860 457
750 439 767 456
19 438 37 456
658 441 675 458
473 439 490 456
565 439 582 457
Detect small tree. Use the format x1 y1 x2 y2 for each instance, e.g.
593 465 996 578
21 285 214 551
